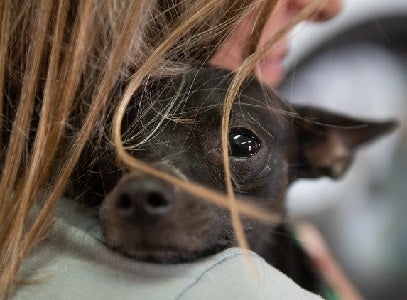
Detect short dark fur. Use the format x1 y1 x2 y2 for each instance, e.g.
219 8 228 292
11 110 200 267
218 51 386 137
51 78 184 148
74 68 397 295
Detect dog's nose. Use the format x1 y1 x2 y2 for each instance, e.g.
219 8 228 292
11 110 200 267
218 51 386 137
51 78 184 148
112 178 173 221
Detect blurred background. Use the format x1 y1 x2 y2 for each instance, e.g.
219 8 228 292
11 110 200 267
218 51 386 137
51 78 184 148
279 0 407 299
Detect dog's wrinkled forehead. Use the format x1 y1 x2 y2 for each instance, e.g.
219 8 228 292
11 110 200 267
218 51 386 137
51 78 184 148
122 68 290 154
183 68 287 110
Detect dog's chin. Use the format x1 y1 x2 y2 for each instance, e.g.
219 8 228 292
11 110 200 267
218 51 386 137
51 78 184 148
107 242 232 263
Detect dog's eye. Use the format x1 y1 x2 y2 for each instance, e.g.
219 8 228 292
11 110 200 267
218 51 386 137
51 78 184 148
229 128 261 157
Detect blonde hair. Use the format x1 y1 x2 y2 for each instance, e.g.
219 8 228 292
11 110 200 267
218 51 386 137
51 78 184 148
0 0 324 297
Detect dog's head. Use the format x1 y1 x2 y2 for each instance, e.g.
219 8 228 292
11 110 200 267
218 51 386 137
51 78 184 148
97 68 397 262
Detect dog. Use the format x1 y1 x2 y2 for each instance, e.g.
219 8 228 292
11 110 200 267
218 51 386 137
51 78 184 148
76 68 396 295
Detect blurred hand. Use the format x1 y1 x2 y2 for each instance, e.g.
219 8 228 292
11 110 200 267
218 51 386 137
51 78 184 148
297 222 363 300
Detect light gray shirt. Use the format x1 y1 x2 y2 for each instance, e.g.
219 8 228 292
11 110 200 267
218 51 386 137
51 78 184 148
14 199 322 300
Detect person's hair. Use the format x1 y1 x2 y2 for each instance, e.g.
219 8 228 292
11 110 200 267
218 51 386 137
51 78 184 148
0 0 324 296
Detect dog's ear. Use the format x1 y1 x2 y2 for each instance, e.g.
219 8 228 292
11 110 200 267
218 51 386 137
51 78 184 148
290 106 398 181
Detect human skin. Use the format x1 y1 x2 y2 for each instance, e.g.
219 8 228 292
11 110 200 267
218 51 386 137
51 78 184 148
210 0 343 86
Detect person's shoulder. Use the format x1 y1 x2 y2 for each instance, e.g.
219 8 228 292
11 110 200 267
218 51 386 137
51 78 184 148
177 247 323 300
14 199 322 300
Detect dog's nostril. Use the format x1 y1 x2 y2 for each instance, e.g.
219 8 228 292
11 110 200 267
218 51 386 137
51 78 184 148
117 193 132 210
147 192 168 207
145 192 171 215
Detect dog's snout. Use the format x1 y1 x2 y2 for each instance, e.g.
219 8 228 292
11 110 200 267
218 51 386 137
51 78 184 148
113 178 173 220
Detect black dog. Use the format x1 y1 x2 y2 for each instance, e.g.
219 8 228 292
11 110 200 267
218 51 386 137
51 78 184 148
86 68 396 295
